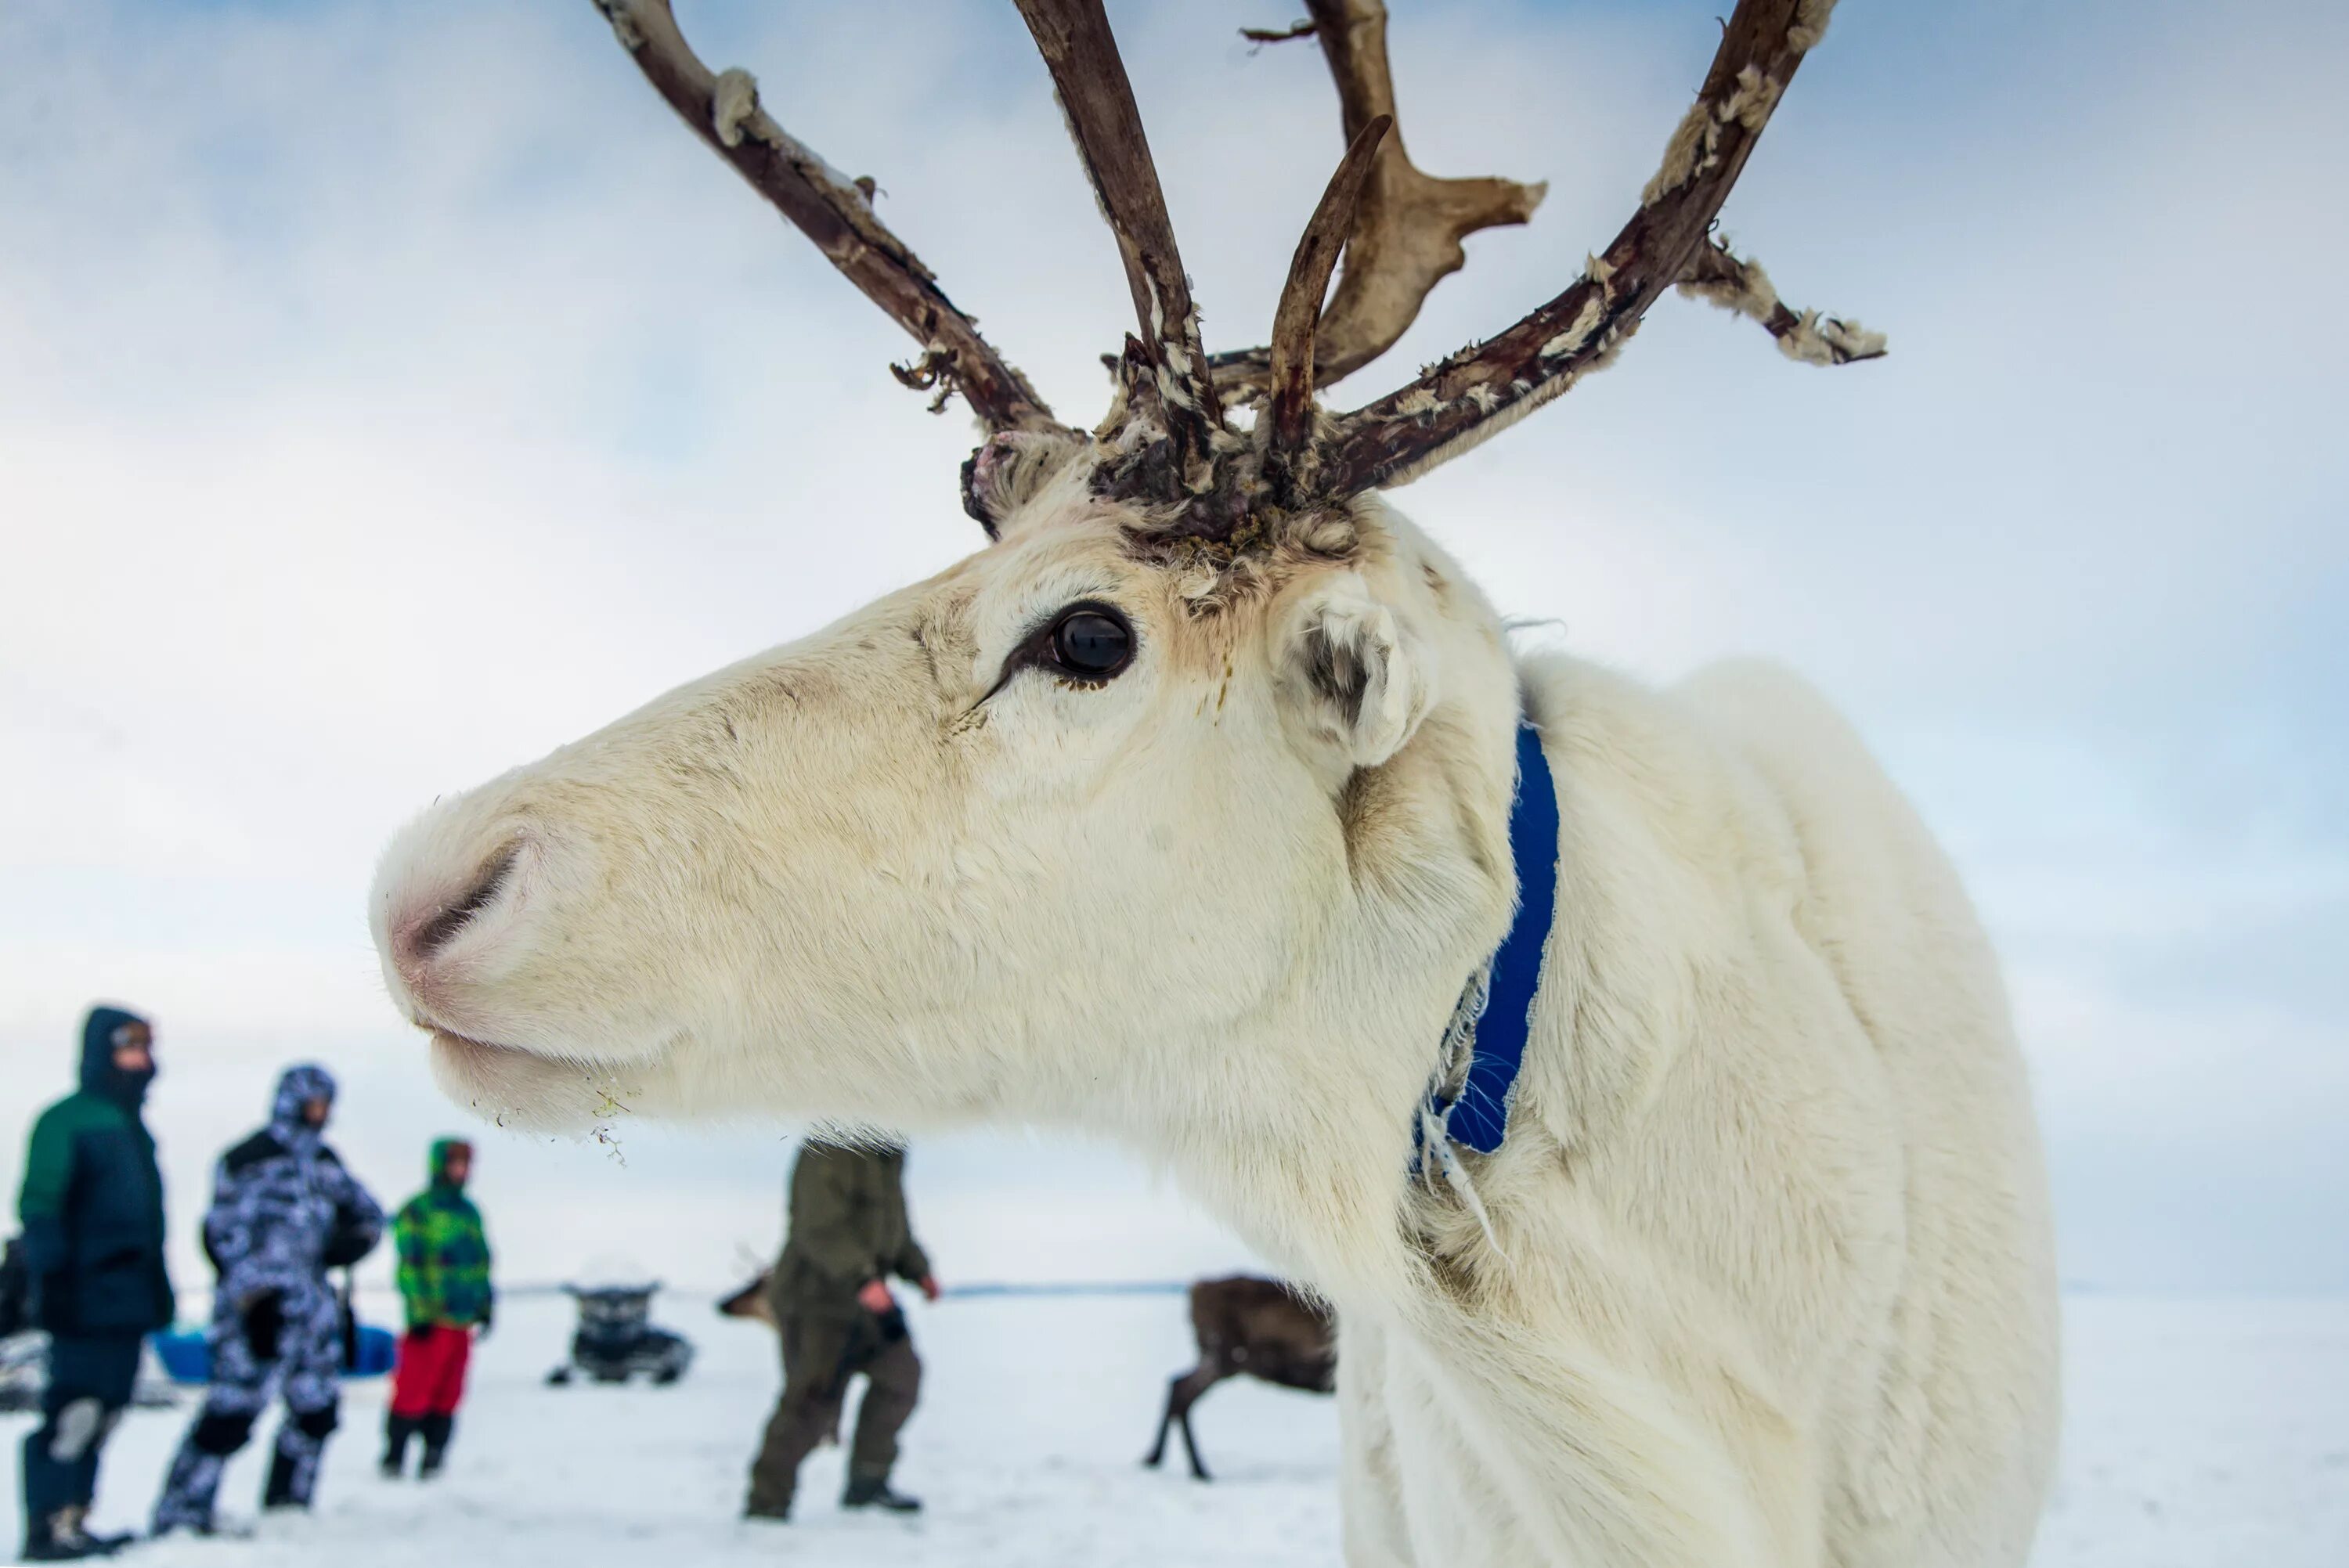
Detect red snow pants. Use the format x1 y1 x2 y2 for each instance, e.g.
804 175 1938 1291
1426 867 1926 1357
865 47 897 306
389 1325 473 1419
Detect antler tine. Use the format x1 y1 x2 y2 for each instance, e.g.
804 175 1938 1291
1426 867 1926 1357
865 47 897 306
593 0 1063 435
1678 237 1886 366
1322 0 1855 494
1265 114 1391 496
1212 0 1546 398
1012 0 1223 477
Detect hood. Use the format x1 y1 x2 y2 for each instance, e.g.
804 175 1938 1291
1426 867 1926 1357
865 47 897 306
269 1062 337 1148
80 1004 156 1108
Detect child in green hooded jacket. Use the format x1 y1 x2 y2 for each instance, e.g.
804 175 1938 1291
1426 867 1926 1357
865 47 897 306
381 1138 493 1480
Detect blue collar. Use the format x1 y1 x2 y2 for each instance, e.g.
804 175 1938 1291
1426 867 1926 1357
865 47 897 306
1426 718 1561 1155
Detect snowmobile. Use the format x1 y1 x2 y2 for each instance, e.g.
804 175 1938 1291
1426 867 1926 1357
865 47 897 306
546 1270 695 1386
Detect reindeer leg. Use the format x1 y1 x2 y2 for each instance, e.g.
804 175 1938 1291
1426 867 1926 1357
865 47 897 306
1180 1403 1211 1483
1167 1368 1222 1483
1143 1372 1185 1468
1149 1367 1222 1475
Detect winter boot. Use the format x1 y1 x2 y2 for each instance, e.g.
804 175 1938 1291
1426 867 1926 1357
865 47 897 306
417 1414 453 1480
381 1415 418 1478
262 1447 308 1512
841 1471 922 1513
22 1505 109 1561
743 1470 794 1523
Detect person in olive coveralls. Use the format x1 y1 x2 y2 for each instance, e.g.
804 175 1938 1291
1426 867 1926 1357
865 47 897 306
744 1138 938 1521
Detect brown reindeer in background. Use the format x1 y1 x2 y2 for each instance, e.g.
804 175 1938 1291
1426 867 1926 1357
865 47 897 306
1146 1276 1335 1483
723 1263 1328 1482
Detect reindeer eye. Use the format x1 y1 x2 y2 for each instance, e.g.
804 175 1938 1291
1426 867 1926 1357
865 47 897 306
978 601 1137 704
1050 606 1132 679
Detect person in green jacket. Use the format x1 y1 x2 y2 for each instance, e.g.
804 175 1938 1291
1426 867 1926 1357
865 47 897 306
381 1138 493 1480
745 1138 939 1521
15 1005 174 1561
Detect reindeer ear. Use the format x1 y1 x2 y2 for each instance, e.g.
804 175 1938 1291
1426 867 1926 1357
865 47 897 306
1278 573 1436 768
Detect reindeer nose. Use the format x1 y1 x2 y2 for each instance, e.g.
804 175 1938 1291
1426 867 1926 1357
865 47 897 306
388 840 528 981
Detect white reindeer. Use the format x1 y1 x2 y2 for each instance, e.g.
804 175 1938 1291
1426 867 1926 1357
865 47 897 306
370 2 2058 1563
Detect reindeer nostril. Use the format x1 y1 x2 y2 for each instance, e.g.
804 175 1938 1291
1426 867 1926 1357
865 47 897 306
411 844 520 959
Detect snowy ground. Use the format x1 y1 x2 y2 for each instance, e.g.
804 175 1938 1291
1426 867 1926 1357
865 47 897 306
4 1292 2344 1565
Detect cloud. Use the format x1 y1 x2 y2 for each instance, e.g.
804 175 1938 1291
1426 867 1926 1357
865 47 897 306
1 0 2341 1292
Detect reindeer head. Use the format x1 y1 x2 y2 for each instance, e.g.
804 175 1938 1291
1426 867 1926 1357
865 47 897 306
372 0 1873 1155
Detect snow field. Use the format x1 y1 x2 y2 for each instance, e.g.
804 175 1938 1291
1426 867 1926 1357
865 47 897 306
2 1292 2343 1565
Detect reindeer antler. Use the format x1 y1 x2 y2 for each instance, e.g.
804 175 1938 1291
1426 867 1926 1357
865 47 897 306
1265 114 1392 498
594 0 1878 539
592 0 1063 435
1319 0 1864 493
1214 0 1547 399
1678 236 1886 367
1012 0 1227 488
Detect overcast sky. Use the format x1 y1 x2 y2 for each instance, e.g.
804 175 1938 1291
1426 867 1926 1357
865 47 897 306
2 0 2341 1296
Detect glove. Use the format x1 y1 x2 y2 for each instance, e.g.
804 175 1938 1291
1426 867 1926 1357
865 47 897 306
475 1305 494 1341
241 1289 286 1361
322 1206 380 1268
28 1271 72 1336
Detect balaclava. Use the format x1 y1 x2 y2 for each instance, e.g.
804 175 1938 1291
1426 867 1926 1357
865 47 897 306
269 1062 337 1154
80 1004 157 1110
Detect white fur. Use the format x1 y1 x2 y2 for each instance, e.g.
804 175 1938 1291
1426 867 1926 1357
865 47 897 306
371 487 2057 1566
711 68 760 150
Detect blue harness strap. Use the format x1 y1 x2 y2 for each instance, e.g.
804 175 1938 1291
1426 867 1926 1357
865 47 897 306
1434 718 1561 1155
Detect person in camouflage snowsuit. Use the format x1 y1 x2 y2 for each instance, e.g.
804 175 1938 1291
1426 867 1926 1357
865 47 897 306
381 1137 493 1479
152 1065 383 1535
14 1005 174 1561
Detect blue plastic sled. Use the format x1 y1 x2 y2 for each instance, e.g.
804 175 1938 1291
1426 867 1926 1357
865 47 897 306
152 1324 397 1384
